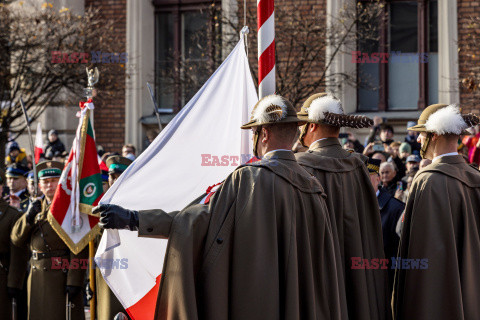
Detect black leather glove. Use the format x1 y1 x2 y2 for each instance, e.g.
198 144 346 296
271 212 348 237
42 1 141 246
65 285 82 301
26 199 42 224
93 204 139 231
7 287 22 300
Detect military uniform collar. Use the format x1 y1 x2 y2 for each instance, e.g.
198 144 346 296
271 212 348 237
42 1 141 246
309 137 341 151
432 152 459 164
262 150 296 162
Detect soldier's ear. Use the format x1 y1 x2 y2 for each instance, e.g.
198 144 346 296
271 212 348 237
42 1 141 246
261 127 270 143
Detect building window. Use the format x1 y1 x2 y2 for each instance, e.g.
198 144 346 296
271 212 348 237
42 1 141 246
154 0 221 112
357 0 438 111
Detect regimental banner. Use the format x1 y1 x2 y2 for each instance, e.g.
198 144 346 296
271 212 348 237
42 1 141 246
48 100 103 254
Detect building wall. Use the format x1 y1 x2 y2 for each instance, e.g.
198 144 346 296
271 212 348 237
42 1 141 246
457 0 480 115
85 0 127 153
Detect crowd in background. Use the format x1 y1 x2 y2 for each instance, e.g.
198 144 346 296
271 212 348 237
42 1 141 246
340 117 480 204
3 128 138 212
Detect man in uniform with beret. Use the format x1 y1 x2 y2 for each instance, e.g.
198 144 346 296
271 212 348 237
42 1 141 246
5 163 30 212
393 104 480 320
93 155 132 320
11 160 87 320
295 93 389 320
94 95 346 320
0 168 29 319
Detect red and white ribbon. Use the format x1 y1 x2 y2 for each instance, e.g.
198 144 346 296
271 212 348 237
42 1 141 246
257 0 275 98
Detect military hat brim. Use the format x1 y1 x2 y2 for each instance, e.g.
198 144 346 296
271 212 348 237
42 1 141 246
240 116 305 129
36 161 64 179
106 156 132 175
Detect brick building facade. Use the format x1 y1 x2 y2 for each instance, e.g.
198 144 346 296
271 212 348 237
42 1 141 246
85 0 127 153
86 0 479 153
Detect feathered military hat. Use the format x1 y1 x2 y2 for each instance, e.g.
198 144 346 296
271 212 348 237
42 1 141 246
297 93 373 128
408 104 479 135
241 94 303 129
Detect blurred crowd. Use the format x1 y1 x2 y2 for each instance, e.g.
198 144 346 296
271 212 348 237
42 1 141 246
340 117 480 204
3 128 139 212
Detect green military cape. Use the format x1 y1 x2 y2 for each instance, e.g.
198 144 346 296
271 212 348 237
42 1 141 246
295 138 390 320
393 155 480 319
138 150 347 320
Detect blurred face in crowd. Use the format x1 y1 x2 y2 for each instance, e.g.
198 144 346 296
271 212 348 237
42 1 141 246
407 130 417 137
9 149 19 158
400 151 411 159
39 177 59 202
379 163 396 185
27 179 35 195
389 145 400 158
343 140 355 150
369 173 381 192
380 129 393 142
7 176 27 193
122 146 135 157
48 133 58 143
108 173 121 187
406 161 419 173
372 152 387 163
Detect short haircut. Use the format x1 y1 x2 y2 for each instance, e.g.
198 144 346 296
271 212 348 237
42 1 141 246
380 161 397 172
318 123 341 136
265 123 299 146
379 123 394 134
123 144 136 154
390 141 401 148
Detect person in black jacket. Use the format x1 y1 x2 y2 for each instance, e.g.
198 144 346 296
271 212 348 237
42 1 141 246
44 130 65 160
368 158 405 295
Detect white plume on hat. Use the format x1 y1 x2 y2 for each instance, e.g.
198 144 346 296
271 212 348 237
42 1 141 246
425 104 468 135
307 95 343 122
252 94 287 124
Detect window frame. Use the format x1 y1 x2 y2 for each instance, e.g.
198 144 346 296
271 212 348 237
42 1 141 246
356 0 437 112
153 0 220 112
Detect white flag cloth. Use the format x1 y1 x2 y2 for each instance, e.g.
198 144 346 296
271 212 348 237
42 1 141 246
34 122 43 164
95 36 257 319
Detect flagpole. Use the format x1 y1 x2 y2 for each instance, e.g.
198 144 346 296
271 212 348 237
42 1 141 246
258 0 275 98
89 240 96 320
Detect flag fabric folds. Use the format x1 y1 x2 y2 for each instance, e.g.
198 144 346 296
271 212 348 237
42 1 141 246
95 35 257 320
34 122 43 164
48 100 103 254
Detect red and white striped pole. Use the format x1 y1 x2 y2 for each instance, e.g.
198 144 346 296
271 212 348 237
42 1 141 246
257 0 275 98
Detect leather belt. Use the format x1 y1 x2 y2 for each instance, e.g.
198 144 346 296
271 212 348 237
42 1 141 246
31 250 70 260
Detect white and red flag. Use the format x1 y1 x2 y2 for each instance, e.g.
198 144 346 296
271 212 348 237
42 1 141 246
95 35 257 319
34 122 43 164
48 100 104 254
